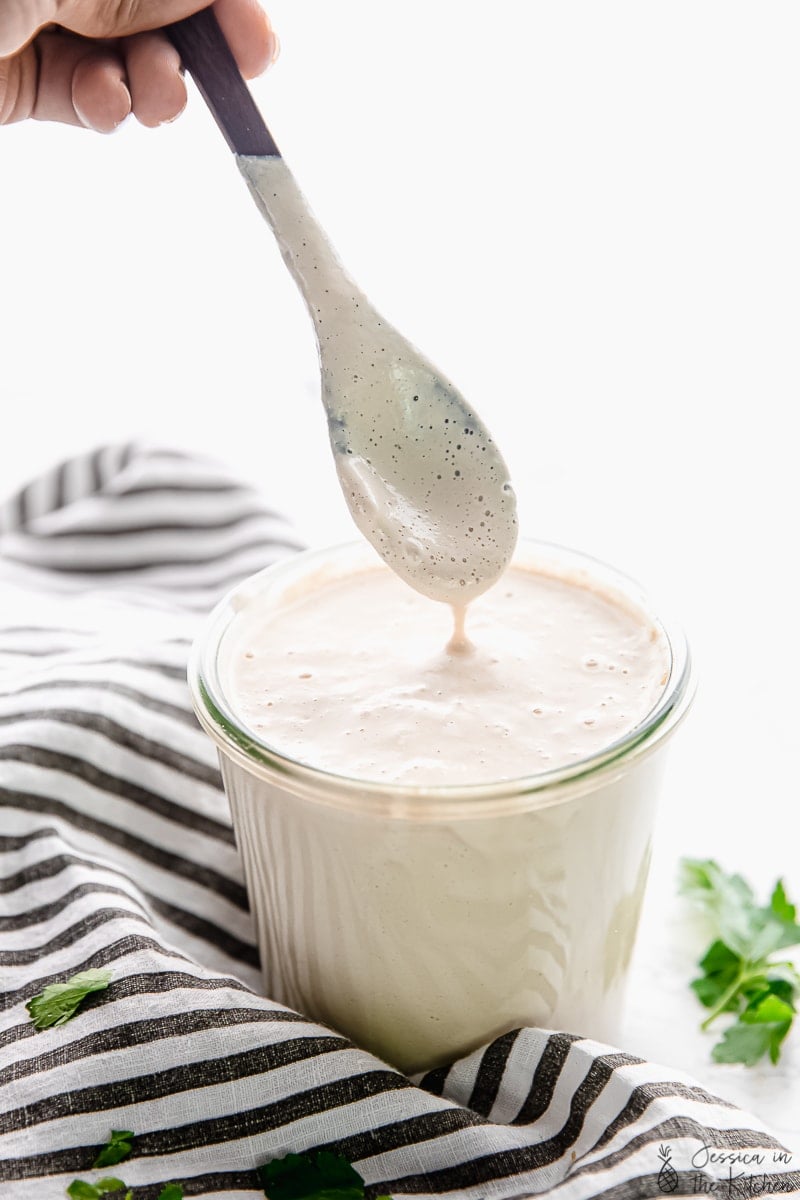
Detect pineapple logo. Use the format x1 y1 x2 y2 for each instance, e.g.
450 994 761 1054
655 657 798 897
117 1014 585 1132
657 1143 678 1193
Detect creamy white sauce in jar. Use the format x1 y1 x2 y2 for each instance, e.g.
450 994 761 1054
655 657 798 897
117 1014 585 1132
198 545 686 1072
223 561 670 786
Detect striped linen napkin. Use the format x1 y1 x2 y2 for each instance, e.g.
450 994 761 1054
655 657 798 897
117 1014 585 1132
1 444 797 1200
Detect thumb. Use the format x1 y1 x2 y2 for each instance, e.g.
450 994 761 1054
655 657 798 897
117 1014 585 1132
0 2 212 54
0 1 58 56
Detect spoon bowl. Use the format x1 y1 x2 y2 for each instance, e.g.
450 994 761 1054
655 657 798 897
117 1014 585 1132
238 154 518 605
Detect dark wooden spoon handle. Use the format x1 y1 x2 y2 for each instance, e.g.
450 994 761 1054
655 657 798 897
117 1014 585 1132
166 6 280 157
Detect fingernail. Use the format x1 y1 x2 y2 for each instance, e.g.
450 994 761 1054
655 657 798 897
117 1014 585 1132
73 79 131 134
74 104 127 134
269 30 281 67
159 97 188 126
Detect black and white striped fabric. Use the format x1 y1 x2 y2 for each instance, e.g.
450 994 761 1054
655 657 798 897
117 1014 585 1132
1 444 797 1200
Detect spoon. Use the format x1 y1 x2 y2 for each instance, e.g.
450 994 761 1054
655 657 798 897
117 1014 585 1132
167 10 518 607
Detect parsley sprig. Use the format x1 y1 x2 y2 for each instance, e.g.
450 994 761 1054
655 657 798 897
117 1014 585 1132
67 1132 181 1200
26 969 112 1030
679 858 800 1065
67 1185 181 1200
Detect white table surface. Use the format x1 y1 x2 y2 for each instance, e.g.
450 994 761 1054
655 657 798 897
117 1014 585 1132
1 0 799 1162
621 736 800 1155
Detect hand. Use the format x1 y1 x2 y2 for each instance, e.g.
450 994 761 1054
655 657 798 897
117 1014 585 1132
0 0 277 132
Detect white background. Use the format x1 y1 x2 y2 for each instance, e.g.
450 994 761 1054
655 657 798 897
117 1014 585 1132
2 0 799 1152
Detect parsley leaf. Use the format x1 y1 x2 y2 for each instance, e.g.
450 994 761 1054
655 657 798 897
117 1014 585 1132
93 1130 135 1169
679 858 800 1066
94 1128 136 1166
67 1185 102 1200
157 1187 184 1200
770 879 796 923
689 939 741 1010
259 1151 390 1200
26 969 113 1031
712 992 794 1065
66 1184 130 1200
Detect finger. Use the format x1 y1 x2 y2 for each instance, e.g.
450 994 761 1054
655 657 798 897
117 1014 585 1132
123 31 186 127
18 30 130 129
4 30 134 131
212 0 277 79
71 49 133 132
24 30 107 127
0 45 39 124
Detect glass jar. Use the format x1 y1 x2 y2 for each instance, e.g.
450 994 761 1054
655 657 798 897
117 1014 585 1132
189 540 693 1074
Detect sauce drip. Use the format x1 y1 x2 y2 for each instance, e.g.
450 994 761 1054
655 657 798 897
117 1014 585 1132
447 603 472 655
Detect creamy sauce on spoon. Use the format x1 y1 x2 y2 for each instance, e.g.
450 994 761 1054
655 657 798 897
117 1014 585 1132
237 155 518 615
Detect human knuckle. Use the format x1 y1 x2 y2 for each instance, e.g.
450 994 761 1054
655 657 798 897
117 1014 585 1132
99 0 142 36
0 48 36 125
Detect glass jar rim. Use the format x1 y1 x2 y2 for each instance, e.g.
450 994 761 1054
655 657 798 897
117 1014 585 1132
188 538 694 817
